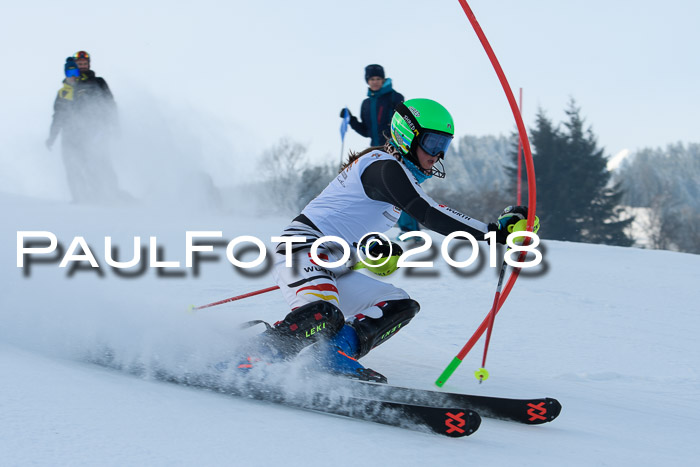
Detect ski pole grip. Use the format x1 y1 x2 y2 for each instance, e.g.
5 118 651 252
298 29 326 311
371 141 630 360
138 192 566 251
435 356 463 387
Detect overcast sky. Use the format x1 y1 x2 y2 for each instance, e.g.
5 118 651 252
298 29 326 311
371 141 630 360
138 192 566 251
1 0 698 194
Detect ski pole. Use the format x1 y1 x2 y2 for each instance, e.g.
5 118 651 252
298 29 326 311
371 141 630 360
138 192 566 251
477 230 537 382
190 285 279 311
474 253 509 383
339 107 350 168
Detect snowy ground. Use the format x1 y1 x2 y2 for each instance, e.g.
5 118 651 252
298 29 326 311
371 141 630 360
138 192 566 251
2 194 699 466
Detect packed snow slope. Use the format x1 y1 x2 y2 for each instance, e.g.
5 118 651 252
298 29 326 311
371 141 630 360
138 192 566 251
2 194 699 466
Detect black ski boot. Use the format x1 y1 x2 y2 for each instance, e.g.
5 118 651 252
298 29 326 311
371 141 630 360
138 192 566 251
237 301 345 370
349 298 420 359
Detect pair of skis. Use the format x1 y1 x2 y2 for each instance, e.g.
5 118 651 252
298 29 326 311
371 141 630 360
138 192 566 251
89 354 560 438
171 371 561 438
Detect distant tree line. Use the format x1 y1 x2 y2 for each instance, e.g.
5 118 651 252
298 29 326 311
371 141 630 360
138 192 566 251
614 143 700 253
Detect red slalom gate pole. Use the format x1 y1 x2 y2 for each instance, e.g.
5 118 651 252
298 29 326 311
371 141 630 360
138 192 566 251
436 0 537 387
191 285 279 311
516 88 523 205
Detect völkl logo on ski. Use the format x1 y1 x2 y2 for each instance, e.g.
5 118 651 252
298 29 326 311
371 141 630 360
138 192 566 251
444 411 466 434
526 402 548 422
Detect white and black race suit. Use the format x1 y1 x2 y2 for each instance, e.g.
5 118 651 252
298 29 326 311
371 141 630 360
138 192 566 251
273 150 490 319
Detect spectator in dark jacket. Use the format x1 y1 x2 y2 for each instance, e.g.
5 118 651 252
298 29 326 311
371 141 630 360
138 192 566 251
341 64 404 146
46 53 122 203
340 65 420 239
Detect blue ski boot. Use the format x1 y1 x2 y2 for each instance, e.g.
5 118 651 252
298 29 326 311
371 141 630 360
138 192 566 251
317 325 388 383
315 298 421 383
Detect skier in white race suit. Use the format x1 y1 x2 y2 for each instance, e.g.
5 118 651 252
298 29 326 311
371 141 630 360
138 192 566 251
239 98 539 383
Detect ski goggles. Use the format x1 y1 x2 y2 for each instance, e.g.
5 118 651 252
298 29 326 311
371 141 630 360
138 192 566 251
418 132 453 158
65 68 81 78
74 51 90 60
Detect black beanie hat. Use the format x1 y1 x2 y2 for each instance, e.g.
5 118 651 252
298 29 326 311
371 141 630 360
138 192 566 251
365 64 385 82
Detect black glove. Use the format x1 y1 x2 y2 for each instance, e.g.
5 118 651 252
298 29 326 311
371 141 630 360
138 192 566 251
340 108 353 119
489 205 534 245
358 234 403 258
367 238 403 259
497 206 529 231
487 222 508 245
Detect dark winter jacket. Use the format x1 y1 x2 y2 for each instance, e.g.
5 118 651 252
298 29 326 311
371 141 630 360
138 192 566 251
77 69 114 102
48 70 116 146
349 78 404 146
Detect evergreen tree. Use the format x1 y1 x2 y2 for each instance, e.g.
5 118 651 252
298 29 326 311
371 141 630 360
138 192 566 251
527 100 633 246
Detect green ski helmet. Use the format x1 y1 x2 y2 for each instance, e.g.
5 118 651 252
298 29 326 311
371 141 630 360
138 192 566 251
390 98 454 178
